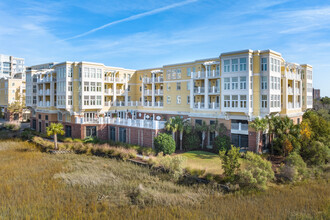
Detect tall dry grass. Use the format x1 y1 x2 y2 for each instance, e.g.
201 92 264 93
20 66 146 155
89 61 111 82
0 140 329 219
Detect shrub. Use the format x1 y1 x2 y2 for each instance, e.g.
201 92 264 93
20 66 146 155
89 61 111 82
183 131 201 150
213 135 231 152
83 136 100 144
21 128 38 140
73 138 83 143
278 152 312 183
152 155 187 180
4 121 21 131
238 152 274 190
154 133 175 155
219 146 240 181
300 141 329 166
62 137 73 143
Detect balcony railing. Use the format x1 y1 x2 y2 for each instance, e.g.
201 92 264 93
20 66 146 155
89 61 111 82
116 89 125 95
104 77 114 82
285 72 301 80
231 123 248 131
207 70 220 78
154 76 164 83
193 71 205 79
45 89 50 95
105 89 114 95
194 102 205 109
144 89 152 96
144 101 152 107
154 101 164 107
288 102 293 109
143 77 152 84
155 89 164 95
127 101 141 106
208 102 220 109
115 78 126 83
288 87 293 95
115 101 125 107
193 87 205 94
38 90 43 95
208 86 220 94
75 117 166 130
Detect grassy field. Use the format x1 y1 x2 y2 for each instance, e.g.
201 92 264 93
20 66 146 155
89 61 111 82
0 141 329 219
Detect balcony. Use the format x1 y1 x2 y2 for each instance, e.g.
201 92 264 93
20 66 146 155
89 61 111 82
288 102 293 109
104 101 113 107
155 89 164 95
127 101 141 106
285 72 301 80
116 89 125 95
144 89 152 96
193 87 205 94
105 89 114 95
296 89 301 95
208 102 220 109
46 101 50 107
75 117 166 130
208 86 220 94
104 77 114 83
154 76 164 83
154 101 164 107
144 101 152 107
194 102 205 109
207 70 220 78
288 87 293 95
115 78 126 83
38 90 43 95
231 122 248 135
295 102 301 108
193 71 205 79
45 89 50 95
143 77 152 84
115 101 125 107
38 101 44 107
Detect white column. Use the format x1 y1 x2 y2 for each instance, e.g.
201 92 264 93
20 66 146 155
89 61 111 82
125 81 128 106
141 82 144 106
190 76 194 109
151 75 155 107
113 82 117 106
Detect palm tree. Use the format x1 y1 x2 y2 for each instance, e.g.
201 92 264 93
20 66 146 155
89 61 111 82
46 123 65 150
249 117 267 153
209 119 227 137
177 119 192 151
165 116 183 147
265 115 278 155
195 121 209 149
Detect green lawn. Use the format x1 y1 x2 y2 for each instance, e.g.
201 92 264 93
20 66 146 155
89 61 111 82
180 151 223 175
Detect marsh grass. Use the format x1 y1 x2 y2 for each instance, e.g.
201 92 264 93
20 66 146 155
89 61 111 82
0 140 329 219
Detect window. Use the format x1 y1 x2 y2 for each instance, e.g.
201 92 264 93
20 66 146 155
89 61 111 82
128 85 131 92
177 69 181 79
97 82 101 92
192 67 196 74
224 78 230 90
68 95 72 105
239 58 247 71
167 96 171 104
224 95 230 107
231 59 238 72
187 95 190 104
250 95 253 108
86 126 96 137
68 67 73 77
97 96 101 105
240 95 247 108
38 114 41 119
271 95 274 107
262 95 268 108
45 115 48 121
139 86 142 92
187 67 191 77
167 83 171 91
177 95 181 104
232 77 238 90
277 77 281 90
224 60 230 72
261 76 268 89
84 67 89 78
58 112 62 121
261 58 267 71
90 96 96 105
271 58 274 71
90 82 96 92
187 81 190 90
166 70 171 80
276 60 281 73
68 82 72 92
232 95 238 108
240 76 246 89
84 82 89 92
271 76 274 89
250 57 253 71
250 76 253 89
277 95 280 107
84 96 89 105
97 69 102 78
176 82 181 90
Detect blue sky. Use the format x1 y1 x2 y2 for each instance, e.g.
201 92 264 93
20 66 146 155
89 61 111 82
1 0 330 96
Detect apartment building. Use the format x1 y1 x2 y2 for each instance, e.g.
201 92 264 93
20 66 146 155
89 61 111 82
26 49 313 151
0 54 25 78
0 77 29 121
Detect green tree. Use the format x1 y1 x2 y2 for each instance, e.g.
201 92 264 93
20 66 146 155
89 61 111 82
219 146 241 181
154 133 176 155
46 123 65 150
177 119 192 151
213 135 231 152
249 117 267 153
165 116 181 147
195 121 209 149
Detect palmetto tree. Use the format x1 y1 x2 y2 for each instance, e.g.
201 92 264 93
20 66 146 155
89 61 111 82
209 119 227 137
46 123 65 150
249 117 267 153
195 121 209 149
265 114 279 155
177 119 192 151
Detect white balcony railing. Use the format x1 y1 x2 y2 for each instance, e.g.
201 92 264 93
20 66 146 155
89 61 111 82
115 101 125 107
288 102 293 109
144 101 152 107
208 102 220 109
155 89 164 95
154 76 164 83
207 70 220 78
127 101 141 106
105 89 114 95
208 86 220 94
193 102 205 109
116 89 125 95
105 77 115 82
75 117 166 130
154 101 164 107
144 89 152 96
288 87 293 95
45 89 50 95
231 123 248 131
193 87 205 94
193 71 205 79
38 90 43 95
